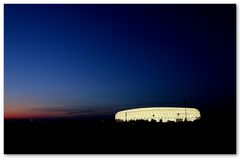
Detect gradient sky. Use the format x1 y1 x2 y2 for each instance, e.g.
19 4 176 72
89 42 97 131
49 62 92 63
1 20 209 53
4 4 236 119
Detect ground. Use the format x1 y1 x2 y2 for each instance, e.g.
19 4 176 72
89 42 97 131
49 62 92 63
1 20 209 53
4 107 236 154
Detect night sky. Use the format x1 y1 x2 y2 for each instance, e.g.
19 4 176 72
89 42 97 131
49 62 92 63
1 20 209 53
4 4 236 119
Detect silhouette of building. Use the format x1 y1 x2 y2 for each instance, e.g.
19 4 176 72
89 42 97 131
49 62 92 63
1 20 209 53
115 107 201 122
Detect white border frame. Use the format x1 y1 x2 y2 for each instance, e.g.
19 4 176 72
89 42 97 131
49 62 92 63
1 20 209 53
0 1 238 158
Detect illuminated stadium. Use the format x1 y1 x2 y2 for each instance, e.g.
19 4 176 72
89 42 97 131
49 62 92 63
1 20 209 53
115 107 201 122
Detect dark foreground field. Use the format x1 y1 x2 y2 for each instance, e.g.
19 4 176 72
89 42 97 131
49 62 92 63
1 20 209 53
4 108 236 154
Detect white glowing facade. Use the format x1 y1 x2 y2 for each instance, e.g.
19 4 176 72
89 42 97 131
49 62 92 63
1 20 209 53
115 107 200 122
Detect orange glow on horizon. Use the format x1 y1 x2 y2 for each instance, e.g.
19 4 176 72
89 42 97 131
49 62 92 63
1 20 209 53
4 104 66 119
4 111 60 119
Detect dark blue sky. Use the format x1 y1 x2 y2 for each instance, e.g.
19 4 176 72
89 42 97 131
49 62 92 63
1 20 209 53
4 4 236 118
